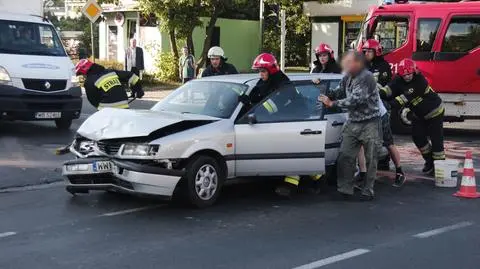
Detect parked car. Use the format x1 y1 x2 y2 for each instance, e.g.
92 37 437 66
62 73 347 207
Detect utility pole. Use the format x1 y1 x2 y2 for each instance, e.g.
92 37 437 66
90 22 95 62
280 9 286 72
259 0 264 52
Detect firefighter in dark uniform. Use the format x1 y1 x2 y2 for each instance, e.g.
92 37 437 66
311 43 341 74
75 59 144 109
380 59 445 175
200 46 239 77
239 53 321 198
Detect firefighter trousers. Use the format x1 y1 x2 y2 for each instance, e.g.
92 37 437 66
412 113 445 163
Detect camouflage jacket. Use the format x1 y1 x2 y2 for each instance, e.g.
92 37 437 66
333 69 380 122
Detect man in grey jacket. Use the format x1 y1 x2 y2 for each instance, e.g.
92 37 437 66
319 51 381 200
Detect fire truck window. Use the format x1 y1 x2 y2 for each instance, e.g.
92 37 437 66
371 17 409 53
416 19 441 52
442 17 480 53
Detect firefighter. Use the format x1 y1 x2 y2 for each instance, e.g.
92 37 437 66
360 39 406 186
75 59 144 110
200 46 239 77
311 43 341 74
239 53 322 198
380 59 445 175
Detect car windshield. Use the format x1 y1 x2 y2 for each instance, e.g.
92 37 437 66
0 20 66 57
151 81 248 119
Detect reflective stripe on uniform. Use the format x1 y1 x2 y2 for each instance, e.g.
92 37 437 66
424 85 434 94
396 94 409 106
433 151 446 160
262 99 278 113
411 96 423 106
94 72 122 92
128 74 140 86
98 100 129 109
419 143 432 155
381 86 392 97
424 106 445 120
310 174 323 181
284 176 300 186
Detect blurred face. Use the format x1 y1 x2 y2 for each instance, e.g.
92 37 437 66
364 49 375 62
183 47 188 56
258 68 269 81
402 73 414 82
319 53 329 65
343 53 363 75
210 57 221 68
130 39 136 48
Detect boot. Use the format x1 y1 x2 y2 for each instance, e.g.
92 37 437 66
275 183 298 199
393 171 406 187
422 161 434 175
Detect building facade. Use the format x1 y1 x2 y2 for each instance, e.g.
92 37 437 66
304 0 383 62
98 0 261 73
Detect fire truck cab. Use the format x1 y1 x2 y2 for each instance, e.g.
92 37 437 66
357 0 480 133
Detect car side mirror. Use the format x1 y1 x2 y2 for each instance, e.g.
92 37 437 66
247 113 257 125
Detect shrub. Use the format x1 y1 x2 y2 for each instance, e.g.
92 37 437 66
154 52 179 82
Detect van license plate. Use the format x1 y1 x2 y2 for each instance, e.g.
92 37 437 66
35 112 62 119
93 161 113 173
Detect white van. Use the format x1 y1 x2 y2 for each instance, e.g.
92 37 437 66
0 10 82 129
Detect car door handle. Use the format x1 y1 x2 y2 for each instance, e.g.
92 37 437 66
332 121 344 126
300 129 322 135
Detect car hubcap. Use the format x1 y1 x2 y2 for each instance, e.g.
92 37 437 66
195 164 218 201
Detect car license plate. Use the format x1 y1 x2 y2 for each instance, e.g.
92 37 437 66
93 161 113 173
35 112 62 119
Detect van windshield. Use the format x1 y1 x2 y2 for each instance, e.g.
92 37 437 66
0 20 66 57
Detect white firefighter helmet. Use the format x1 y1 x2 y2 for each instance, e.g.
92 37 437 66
208 46 225 59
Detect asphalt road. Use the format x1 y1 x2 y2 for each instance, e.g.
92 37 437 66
0 96 479 268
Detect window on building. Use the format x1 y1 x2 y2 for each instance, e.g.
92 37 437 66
370 17 409 53
416 19 441 52
441 17 480 53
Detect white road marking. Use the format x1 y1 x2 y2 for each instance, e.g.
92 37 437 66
0 232 17 238
100 206 160 217
292 249 371 269
413 221 474 239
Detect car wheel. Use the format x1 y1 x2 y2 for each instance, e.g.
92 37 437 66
390 107 411 135
55 118 73 130
183 155 225 208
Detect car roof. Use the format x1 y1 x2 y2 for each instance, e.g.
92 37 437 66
0 12 51 24
198 73 344 84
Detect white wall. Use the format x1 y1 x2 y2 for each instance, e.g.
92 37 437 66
139 26 162 74
99 20 107 60
311 22 340 67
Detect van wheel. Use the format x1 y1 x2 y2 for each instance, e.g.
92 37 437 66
182 155 225 208
390 108 411 134
325 164 338 187
55 118 73 130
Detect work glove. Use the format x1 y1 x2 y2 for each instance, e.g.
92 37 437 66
130 84 144 99
238 94 251 105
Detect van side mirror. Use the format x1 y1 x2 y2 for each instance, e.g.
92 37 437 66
247 113 257 125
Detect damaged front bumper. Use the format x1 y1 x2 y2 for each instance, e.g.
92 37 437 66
62 157 185 198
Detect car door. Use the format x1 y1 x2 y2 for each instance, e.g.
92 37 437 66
234 82 327 177
321 79 348 166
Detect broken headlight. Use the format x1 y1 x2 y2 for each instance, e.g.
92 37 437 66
120 144 160 157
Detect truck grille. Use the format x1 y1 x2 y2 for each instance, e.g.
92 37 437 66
22 79 67 92
96 142 122 155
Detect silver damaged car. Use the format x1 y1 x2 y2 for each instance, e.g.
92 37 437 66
62 73 348 207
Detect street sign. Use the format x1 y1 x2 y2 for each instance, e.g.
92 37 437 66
81 0 103 23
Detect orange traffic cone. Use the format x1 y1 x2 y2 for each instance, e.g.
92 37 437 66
454 151 480 198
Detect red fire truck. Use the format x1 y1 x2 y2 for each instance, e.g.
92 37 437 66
356 0 480 133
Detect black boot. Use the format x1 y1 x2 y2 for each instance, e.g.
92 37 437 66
275 183 298 199
422 161 434 175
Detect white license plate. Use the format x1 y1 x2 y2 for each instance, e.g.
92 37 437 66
35 112 62 119
93 161 113 173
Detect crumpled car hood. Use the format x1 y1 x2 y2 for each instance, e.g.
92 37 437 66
77 108 219 141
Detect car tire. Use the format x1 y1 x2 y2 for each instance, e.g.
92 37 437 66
55 118 73 130
325 164 337 187
182 155 225 208
390 107 411 135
